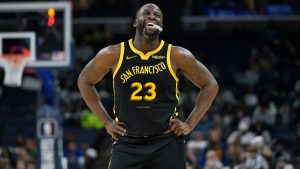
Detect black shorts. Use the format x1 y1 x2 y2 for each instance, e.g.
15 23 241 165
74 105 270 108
108 132 186 169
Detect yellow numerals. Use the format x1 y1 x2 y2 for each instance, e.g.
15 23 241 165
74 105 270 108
130 82 156 101
144 82 156 101
130 82 143 101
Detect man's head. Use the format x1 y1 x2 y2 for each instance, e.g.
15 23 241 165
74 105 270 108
133 3 163 39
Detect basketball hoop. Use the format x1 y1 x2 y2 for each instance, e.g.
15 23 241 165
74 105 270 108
0 53 30 87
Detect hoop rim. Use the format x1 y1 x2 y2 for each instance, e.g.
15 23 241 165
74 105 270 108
0 53 31 68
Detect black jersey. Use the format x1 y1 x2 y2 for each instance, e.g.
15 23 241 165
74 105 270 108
113 39 179 136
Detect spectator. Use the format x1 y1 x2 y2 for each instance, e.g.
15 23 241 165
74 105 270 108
252 99 277 127
16 159 26 169
244 144 269 169
186 131 208 168
0 158 12 169
227 116 255 146
64 142 85 169
199 128 228 168
204 150 224 169
26 160 35 169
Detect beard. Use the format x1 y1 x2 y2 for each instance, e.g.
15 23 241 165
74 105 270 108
137 22 160 39
144 28 159 38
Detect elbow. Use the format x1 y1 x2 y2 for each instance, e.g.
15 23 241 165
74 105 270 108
209 78 219 96
77 73 85 90
77 76 82 90
213 79 219 92
77 72 94 90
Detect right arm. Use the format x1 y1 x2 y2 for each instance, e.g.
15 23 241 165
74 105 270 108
77 44 126 138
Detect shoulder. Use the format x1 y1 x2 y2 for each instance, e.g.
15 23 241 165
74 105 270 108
170 45 196 69
96 43 121 58
171 45 195 60
94 43 122 69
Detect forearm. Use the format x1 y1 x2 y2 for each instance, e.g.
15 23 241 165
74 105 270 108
185 81 218 129
78 80 113 126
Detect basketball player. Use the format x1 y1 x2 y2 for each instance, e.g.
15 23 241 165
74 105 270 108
78 3 218 169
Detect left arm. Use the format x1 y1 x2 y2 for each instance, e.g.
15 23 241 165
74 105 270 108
169 46 219 136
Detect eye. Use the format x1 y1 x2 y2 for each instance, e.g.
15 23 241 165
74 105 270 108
154 13 160 18
142 12 150 16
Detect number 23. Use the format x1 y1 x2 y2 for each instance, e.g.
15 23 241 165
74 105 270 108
130 82 156 101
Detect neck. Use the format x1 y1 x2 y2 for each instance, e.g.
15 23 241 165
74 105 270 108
133 34 160 53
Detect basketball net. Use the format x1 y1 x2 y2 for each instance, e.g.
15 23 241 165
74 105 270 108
0 54 30 87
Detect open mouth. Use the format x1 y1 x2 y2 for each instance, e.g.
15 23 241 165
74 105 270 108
146 23 155 26
145 22 162 32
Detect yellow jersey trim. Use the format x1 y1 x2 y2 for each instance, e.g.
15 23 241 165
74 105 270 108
170 107 179 120
175 81 179 100
113 42 124 118
113 42 124 78
128 39 165 60
167 44 179 100
166 44 179 81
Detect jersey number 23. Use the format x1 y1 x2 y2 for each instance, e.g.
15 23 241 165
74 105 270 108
130 82 156 101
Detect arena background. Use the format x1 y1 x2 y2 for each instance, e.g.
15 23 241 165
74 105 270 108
0 0 300 169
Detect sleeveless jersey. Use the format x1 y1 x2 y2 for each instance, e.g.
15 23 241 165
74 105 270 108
113 39 179 136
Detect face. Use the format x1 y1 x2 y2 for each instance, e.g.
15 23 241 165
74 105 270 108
134 4 163 39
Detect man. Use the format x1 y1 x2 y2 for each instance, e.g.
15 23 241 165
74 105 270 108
78 3 218 169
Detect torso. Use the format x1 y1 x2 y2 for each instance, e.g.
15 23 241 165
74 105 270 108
112 39 179 136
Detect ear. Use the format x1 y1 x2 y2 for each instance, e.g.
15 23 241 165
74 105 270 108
133 20 137 28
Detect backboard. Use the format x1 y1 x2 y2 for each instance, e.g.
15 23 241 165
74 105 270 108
0 2 72 68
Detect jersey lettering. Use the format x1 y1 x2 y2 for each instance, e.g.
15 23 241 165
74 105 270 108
120 62 166 84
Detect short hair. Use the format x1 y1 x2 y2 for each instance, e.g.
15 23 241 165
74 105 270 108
135 3 162 20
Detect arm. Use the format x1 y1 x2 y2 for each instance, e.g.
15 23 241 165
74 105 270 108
169 46 219 136
77 44 126 138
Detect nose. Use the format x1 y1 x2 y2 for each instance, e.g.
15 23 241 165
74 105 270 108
147 13 155 20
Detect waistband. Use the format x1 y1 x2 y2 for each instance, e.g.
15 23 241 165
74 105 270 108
114 130 179 145
124 129 172 139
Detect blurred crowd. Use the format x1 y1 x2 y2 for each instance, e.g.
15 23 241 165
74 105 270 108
179 28 300 168
69 0 300 17
4 0 298 17
0 136 36 169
